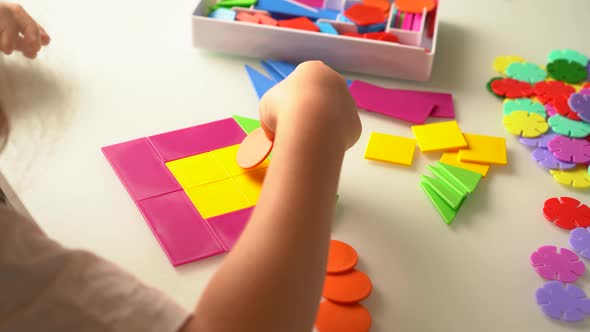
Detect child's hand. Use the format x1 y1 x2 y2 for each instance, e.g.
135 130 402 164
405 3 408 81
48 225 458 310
0 3 50 58
259 61 361 151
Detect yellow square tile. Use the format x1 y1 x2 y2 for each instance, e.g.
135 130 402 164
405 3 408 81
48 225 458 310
211 144 269 176
458 133 507 165
411 121 468 152
440 152 490 177
166 153 229 189
364 132 416 166
186 179 252 218
233 168 267 204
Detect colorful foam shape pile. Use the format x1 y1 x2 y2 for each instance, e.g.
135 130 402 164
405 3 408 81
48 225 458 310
487 49 590 190
531 196 590 323
102 117 268 266
205 0 440 45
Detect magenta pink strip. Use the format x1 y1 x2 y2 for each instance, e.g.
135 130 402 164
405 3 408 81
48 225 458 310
136 190 225 266
102 138 182 201
411 13 422 31
148 118 246 162
402 13 413 30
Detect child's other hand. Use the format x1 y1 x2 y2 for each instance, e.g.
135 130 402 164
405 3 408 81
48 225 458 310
0 3 50 58
259 61 361 151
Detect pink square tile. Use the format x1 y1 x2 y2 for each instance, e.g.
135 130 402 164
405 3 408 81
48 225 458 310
102 138 182 201
148 118 246 162
136 190 225 266
207 207 254 250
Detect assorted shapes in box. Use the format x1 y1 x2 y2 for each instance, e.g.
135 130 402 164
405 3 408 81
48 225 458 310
205 0 440 46
102 117 268 266
487 49 590 190
530 245 585 283
536 281 590 322
316 240 373 332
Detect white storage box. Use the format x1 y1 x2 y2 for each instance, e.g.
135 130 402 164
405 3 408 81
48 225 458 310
192 0 440 81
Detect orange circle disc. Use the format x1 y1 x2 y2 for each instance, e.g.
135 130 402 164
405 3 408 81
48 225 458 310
395 0 437 14
322 269 372 304
315 300 372 332
236 127 273 169
327 240 358 274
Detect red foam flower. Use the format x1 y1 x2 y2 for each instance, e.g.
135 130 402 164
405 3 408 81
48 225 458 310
491 78 533 98
543 197 590 230
552 96 582 121
534 81 576 105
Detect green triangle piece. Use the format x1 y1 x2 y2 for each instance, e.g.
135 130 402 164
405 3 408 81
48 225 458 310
420 182 457 225
437 162 482 193
420 175 466 209
427 164 467 196
232 115 261 134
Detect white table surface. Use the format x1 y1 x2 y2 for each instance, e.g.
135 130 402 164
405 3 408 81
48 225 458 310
2 0 590 330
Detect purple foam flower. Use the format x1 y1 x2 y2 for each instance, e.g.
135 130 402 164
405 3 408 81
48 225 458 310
520 130 558 148
570 227 590 260
536 281 590 322
532 148 576 170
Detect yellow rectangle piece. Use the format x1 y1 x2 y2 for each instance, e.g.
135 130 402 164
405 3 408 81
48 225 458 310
440 152 490 177
186 178 252 218
364 132 416 166
233 168 267 204
211 144 269 177
411 121 467 152
459 133 507 165
166 152 229 189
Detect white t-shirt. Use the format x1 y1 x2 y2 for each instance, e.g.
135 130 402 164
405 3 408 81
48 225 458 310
0 204 190 332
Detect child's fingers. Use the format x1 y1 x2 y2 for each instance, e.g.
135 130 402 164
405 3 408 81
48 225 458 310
13 7 41 57
38 24 50 45
0 26 18 54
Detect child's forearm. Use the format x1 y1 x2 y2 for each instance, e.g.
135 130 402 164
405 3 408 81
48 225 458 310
188 112 345 332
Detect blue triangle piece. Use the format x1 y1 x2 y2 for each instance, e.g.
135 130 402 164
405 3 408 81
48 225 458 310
261 61 285 83
256 0 322 19
264 60 297 79
245 65 277 100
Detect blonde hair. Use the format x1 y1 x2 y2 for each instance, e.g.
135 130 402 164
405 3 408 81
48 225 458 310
0 105 8 151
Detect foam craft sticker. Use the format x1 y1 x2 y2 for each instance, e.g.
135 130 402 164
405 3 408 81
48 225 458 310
343 4 386 26
569 93 590 123
394 0 437 14
209 8 237 21
255 0 338 20
550 167 590 189
236 12 260 23
530 246 585 283
440 152 490 177
263 60 297 79
420 182 458 225
505 62 547 84
278 17 321 32
260 61 285 82
297 0 324 8
362 0 390 12
237 128 273 169
545 103 558 117
207 207 253 250
503 98 546 117
493 55 526 74
491 78 534 99
570 227 590 260
232 115 261 134
245 65 277 100
547 136 590 164
363 31 399 43
486 77 504 99
435 162 482 193
519 130 558 148
536 281 590 322
534 81 576 105
411 121 467 152
532 148 576 170
256 13 278 26
364 132 416 166
459 133 507 165
548 60 588 84
548 115 590 138
316 21 339 35
315 301 372 332
552 96 581 121
421 175 465 209
502 111 549 138
327 240 359 274
544 197 590 230
549 49 590 67
322 269 373 304
349 81 437 124
357 22 386 34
